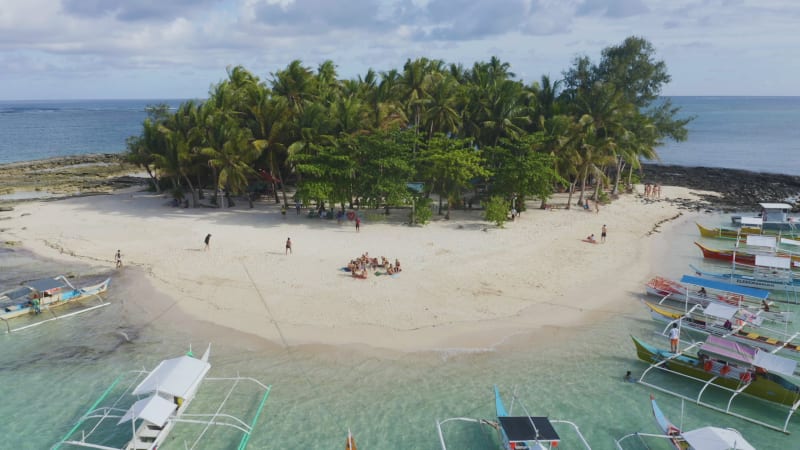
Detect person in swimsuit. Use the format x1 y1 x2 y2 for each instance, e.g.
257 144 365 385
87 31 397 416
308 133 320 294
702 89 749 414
601 225 607 243
285 237 292 255
204 234 211 251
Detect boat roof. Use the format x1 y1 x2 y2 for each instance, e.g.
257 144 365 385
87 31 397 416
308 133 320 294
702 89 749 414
760 203 792 210
740 217 763 226
26 278 68 292
700 336 756 366
745 235 776 248
752 350 798 376
702 303 738 320
682 426 755 450
755 254 791 269
781 237 800 247
498 416 560 443
679 275 770 300
132 355 211 398
0 286 34 302
118 394 177 427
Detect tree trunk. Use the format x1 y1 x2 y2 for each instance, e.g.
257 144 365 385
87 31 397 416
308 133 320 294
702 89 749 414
577 165 589 206
182 174 197 207
612 158 624 195
566 178 576 211
145 165 160 193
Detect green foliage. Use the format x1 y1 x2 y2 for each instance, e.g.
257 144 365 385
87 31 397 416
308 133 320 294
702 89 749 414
411 197 432 225
484 196 508 228
124 37 689 214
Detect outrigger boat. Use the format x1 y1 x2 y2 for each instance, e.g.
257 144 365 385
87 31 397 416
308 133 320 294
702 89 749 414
1 275 111 333
435 385 592 449
631 335 800 433
694 241 800 267
690 257 800 294
646 274 791 324
731 203 800 231
642 301 800 358
53 344 271 450
615 395 755 449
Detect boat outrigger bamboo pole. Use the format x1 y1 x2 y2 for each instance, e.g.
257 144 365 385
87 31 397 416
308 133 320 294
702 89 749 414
237 384 272 450
53 373 126 449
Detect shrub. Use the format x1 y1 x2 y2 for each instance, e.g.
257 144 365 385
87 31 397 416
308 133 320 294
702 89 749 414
411 197 432 225
484 196 508 228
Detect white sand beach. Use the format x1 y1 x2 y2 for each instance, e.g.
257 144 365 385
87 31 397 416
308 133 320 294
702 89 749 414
1 185 715 352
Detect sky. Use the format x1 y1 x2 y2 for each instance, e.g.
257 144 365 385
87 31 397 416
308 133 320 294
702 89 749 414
1 0 798 100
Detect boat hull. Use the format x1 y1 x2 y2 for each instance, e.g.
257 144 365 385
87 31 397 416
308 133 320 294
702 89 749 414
632 336 800 407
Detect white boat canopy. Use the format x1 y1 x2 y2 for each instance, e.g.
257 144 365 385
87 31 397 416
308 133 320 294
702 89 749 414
755 254 792 269
681 426 756 450
753 350 798 377
739 217 763 226
702 303 738 320
759 203 792 210
781 237 800 247
132 355 211 398
118 395 177 427
745 235 776 248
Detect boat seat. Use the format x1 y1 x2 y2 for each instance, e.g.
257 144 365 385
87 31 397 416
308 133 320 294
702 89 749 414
139 427 161 438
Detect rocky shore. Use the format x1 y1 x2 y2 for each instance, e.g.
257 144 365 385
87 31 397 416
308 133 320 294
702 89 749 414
0 154 144 204
642 163 800 211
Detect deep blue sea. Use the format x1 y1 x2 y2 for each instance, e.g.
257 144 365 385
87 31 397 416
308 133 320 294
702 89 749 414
652 96 800 175
0 99 184 164
1 97 800 175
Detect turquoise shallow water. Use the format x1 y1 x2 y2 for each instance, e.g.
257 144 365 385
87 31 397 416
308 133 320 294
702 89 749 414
1 214 799 450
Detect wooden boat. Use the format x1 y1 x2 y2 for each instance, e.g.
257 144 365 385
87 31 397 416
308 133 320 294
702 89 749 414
645 275 791 324
690 261 800 296
346 429 357 450
615 395 755 449
642 301 800 358
53 344 272 450
1 276 111 332
435 385 592 449
631 335 800 433
694 242 800 266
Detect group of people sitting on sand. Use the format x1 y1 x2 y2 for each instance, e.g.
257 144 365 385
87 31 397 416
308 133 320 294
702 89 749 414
346 253 402 279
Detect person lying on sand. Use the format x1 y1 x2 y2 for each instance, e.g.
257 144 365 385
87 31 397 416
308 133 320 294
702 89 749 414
586 234 596 243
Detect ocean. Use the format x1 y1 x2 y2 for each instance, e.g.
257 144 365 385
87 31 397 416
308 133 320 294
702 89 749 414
1 97 800 175
2 98 800 449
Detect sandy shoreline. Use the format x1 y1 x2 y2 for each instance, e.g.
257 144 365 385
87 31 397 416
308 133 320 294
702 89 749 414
0 185 714 352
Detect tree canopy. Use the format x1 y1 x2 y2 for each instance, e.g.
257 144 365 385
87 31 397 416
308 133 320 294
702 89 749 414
126 36 689 219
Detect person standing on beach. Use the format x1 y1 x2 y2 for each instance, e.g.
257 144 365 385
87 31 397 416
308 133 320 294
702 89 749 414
668 323 680 353
355 217 361 232
601 225 607 243
285 237 292 255
204 234 212 251
114 250 122 268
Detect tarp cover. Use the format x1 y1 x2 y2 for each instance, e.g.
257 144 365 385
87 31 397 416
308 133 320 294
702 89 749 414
753 350 798 376
700 335 756 366
682 426 756 450
755 255 791 269
702 303 738 320
740 217 763 226
26 278 67 293
746 235 776 248
132 355 210 398
118 395 176 427
498 416 560 442
679 275 770 300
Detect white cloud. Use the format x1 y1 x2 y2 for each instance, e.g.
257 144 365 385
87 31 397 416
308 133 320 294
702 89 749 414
0 0 799 98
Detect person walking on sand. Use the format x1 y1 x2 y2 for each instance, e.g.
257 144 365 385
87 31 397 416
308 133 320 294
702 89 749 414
285 237 292 255
204 234 212 251
601 224 607 243
669 323 680 353
114 250 123 268
355 217 361 232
